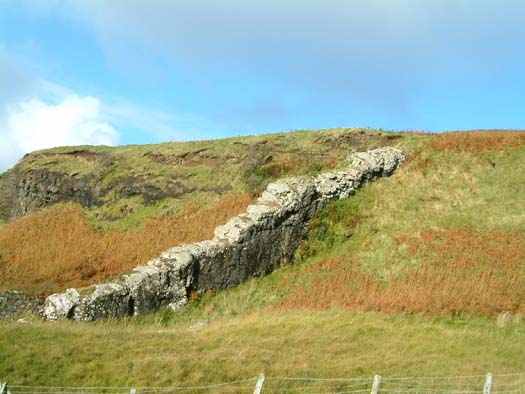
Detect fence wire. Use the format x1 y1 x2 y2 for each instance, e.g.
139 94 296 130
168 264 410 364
3 372 524 394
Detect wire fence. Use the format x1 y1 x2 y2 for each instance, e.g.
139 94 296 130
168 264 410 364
2 372 524 394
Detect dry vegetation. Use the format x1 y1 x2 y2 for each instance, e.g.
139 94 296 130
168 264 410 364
0 193 252 295
430 130 525 152
281 229 525 315
0 128 400 295
274 131 525 317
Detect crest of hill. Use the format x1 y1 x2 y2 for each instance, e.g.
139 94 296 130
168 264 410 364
0 128 403 227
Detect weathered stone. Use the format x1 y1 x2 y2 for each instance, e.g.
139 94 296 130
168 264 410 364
315 171 358 201
122 265 164 316
214 214 257 243
40 147 406 321
72 283 130 321
245 200 279 223
42 289 80 320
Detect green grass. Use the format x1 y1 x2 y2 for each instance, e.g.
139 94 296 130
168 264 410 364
131 135 525 319
1 131 524 386
1 312 523 387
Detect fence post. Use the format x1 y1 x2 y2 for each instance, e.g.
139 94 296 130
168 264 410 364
0 383 7 394
371 375 382 394
253 373 265 394
483 373 493 394
130 388 136 394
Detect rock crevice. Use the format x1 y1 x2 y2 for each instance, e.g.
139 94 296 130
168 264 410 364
42 147 406 321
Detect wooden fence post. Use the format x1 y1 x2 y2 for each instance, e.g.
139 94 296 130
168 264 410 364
253 373 265 394
130 388 136 394
483 373 493 394
0 382 7 394
371 375 382 394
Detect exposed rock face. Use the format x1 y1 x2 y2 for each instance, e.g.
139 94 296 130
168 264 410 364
11 169 101 217
42 289 80 320
42 147 406 321
0 172 16 220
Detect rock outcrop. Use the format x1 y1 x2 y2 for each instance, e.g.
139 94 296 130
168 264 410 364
42 147 406 321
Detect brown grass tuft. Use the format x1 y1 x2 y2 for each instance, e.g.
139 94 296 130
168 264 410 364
0 193 252 295
280 229 525 316
430 131 525 153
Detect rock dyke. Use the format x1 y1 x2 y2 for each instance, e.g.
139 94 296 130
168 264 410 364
42 147 406 321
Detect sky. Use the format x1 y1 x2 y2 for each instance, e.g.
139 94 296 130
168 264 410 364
1 0 524 171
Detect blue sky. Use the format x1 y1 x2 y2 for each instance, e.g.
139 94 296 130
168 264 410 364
1 1 524 170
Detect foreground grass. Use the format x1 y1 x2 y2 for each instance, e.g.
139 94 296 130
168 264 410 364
1 311 523 387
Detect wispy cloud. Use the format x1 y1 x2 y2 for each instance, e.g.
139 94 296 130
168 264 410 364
0 49 118 171
5 96 118 150
0 94 120 171
42 0 523 128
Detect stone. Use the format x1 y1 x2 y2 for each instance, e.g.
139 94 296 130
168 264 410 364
0 290 43 319
123 265 165 316
496 311 513 328
73 282 130 321
214 214 256 243
42 289 80 320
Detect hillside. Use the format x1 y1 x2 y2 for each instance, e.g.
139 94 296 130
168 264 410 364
0 128 403 295
0 130 524 388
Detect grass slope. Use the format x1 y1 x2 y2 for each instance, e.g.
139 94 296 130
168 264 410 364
0 131 524 387
1 312 523 388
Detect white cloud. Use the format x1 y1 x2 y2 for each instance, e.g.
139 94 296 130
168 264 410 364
0 95 119 171
0 47 120 171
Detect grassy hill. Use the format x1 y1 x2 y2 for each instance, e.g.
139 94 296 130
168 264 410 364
0 128 403 295
0 129 524 388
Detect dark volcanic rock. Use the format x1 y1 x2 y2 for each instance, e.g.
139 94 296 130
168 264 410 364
11 169 102 217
